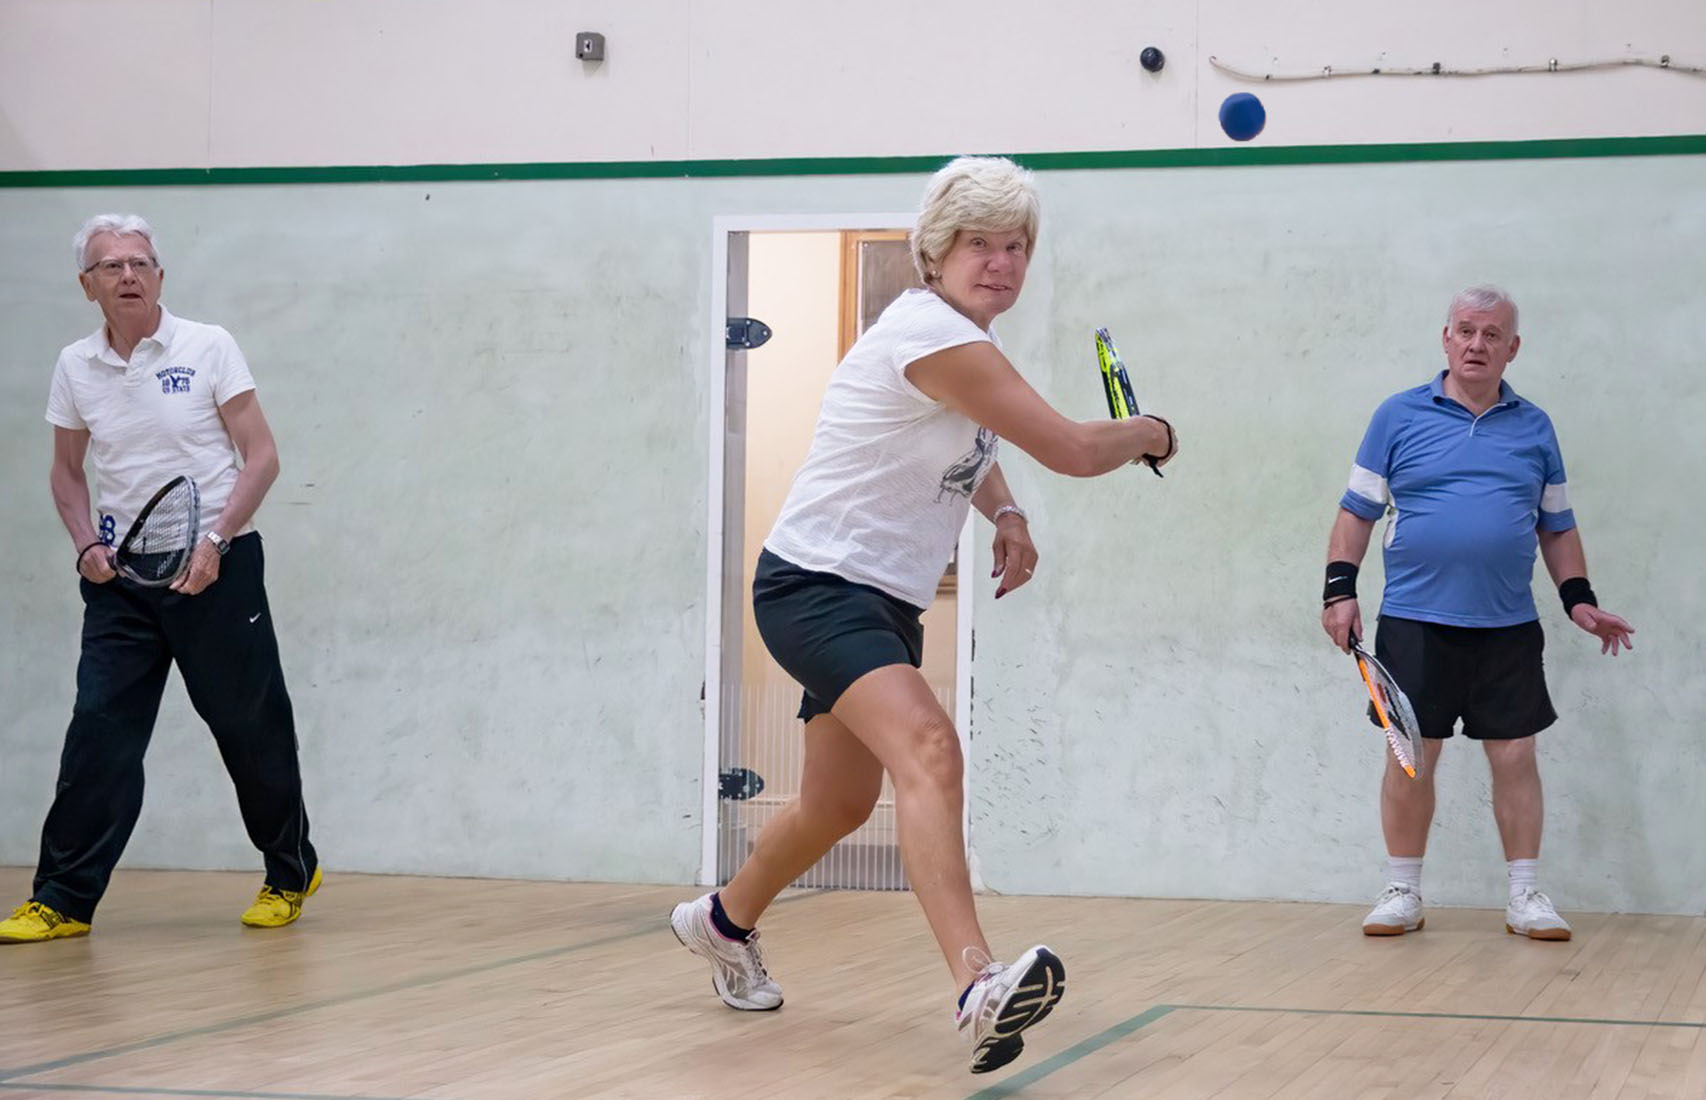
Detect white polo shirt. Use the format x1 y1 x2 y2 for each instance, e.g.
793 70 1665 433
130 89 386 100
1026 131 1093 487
765 288 1001 609
45 306 257 545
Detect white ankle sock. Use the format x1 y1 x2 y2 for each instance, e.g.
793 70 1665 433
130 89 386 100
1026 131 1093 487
1508 858 1538 900
1387 856 1423 892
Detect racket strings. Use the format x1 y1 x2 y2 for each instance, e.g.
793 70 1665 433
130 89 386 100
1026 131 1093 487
117 481 199 584
133 490 195 553
1357 652 1420 778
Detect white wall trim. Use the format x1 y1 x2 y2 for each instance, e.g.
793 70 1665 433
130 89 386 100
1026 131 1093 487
956 513 980 889
700 223 730 885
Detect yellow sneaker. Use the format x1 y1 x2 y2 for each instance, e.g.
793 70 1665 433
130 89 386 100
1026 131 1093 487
0 901 92 944
240 865 322 928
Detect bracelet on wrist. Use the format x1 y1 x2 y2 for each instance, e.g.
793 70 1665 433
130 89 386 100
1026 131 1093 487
992 504 1028 525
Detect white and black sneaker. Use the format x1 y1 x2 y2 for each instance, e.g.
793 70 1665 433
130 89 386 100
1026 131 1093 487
669 893 783 1011
955 945 1066 1074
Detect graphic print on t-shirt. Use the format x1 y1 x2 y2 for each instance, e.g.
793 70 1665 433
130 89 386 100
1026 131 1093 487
155 366 196 394
938 426 996 501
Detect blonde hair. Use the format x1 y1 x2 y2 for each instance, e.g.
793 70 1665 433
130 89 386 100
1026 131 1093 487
910 156 1041 284
74 213 159 272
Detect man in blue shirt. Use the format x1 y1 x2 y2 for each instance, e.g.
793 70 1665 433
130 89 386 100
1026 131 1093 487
1321 286 1633 942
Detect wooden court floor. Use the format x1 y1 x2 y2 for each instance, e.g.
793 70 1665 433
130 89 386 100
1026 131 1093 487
1 868 1703 1099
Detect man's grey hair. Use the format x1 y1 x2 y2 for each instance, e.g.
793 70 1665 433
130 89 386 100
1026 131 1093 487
1446 285 1518 333
73 213 159 272
910 156 1041 285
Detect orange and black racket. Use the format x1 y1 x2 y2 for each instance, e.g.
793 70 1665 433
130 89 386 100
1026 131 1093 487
1349 631 1421 778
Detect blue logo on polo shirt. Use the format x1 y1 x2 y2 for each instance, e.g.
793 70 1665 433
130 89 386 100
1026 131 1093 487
155 366 196 394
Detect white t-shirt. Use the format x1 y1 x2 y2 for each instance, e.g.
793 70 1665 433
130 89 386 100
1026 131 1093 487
45 307 258 546
765 288 1001 609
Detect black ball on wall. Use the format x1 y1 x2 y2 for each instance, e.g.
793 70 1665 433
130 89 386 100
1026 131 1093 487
1140 46 1165 73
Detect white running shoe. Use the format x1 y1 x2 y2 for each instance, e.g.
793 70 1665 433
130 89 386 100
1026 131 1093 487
955 945 1067 1074
669 893 783 1011
1362 883 1425 936
1506 888 1572 941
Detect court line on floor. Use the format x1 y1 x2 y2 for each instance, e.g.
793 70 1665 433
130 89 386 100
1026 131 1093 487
0 1084 407 1100
0 889 825 1086
963 1005 1178 1099
965 1002 1706 1098
1169 1003 1706 1029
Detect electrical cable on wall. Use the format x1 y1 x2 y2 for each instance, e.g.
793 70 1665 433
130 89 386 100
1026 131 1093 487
1209 54 1706 82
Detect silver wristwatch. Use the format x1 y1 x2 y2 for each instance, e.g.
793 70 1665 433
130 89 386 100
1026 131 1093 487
204 530 231 556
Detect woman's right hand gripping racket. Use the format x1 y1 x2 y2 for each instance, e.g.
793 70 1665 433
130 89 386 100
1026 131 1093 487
1094 327 1168 476
1349 631 1422 779
112 475 202 587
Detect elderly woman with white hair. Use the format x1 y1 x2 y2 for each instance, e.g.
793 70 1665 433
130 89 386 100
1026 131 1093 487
672 156 1175 1073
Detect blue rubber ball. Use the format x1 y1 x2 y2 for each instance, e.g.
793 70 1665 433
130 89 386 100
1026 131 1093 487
1219 92 1266 141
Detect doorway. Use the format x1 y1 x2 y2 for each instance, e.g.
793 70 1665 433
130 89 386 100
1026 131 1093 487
701 215 975 888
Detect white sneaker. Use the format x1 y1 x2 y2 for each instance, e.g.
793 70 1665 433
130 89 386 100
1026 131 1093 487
1506 888 1572 941
1362 883 1424 936
669 893 783 1010
955 945 1066 1074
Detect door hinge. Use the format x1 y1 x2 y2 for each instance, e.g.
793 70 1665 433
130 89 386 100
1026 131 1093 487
718 767 765 801
726 317 772 350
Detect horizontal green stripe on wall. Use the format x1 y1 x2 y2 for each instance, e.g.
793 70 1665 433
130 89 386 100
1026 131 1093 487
2 134 1703 188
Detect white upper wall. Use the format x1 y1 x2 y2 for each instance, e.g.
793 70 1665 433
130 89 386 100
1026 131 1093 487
3 0 1703 171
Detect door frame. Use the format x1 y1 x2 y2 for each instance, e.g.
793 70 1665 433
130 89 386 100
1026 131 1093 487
701 213 977 885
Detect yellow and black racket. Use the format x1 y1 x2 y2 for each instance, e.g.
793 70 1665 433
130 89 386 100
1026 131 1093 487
1095 328 1162 477
1350 631 1422 779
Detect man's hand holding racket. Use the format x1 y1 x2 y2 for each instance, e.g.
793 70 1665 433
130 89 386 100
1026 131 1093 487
1322 596 1363 654
76 541 117 584
170 537 223 596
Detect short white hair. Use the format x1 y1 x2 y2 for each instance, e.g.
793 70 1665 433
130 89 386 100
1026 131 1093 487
1446 285 1518 333
910 156 1041 284
74 213 159 272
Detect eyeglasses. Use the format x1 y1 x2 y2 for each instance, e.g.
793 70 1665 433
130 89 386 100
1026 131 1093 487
83 256 158 278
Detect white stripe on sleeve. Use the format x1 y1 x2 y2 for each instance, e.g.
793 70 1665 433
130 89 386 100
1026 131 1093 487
1540 481 1571 514
1347 463 1389 506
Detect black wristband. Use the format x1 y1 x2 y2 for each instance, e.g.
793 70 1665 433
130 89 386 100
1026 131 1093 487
1324 560 1358 604
75 540 104 572
1559 576 1598 616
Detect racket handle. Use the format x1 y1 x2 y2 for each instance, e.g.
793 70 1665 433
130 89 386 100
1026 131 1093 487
1142 456 1163 478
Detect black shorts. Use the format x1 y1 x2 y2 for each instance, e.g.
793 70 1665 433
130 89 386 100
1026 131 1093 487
752 549 925 722
1372 616 1557 741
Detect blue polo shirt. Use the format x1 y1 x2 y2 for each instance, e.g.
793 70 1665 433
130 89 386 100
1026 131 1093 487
1339 372 1575 628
